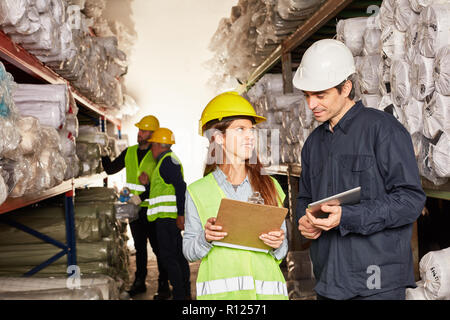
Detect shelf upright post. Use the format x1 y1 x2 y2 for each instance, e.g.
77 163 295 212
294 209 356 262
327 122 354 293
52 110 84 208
281 50 293 94
64 189 77 269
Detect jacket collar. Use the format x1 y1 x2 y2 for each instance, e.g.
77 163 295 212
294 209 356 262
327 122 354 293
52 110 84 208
156 149 171 163
322 100 364 137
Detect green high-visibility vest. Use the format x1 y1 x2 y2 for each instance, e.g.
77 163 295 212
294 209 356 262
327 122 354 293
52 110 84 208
146 151 184 222
187 172 289 300
124 145 156 207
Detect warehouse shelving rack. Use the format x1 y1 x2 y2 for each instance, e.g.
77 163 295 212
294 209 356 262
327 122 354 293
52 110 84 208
0 28 120 277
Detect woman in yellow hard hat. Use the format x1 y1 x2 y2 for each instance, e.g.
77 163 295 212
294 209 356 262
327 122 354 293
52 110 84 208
183 92 288 300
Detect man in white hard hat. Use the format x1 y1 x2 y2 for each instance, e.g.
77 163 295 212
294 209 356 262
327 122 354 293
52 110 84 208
293 39 426 300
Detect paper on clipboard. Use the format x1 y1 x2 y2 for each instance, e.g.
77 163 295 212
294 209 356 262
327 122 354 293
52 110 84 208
212 198 288 253
307 186 361 218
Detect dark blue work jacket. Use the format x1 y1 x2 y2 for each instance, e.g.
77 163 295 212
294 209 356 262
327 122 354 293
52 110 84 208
296 100 426 299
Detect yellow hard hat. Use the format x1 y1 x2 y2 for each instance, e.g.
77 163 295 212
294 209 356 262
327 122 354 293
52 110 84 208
199 91 266 135
147 127 175 145
135 115 160 131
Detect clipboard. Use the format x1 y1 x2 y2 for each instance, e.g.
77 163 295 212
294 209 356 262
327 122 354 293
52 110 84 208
212 198 288 253
307 186 361 218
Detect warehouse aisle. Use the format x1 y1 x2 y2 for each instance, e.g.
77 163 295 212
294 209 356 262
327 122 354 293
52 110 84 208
127 247 200 300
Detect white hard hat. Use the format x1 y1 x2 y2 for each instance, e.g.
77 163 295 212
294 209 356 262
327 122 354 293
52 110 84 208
293 39 356 92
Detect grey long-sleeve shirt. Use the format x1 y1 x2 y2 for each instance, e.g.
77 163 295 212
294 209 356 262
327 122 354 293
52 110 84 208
182 168 288 262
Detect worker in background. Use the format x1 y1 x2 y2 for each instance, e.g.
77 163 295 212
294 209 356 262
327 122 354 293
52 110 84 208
145 127 191 300
293 39 426 300
101 115 171 299
183 92 289 300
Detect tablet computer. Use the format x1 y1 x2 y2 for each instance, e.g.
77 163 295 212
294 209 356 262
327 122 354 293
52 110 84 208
307 186 361 218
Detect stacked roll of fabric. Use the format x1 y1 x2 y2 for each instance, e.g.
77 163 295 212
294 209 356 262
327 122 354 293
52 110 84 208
0 187 130 290
207 0 325 91
337 0 450 185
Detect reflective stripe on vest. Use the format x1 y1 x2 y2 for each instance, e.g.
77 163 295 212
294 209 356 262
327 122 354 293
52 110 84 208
146 195 177 206
147 205 178 217
196 276 288 297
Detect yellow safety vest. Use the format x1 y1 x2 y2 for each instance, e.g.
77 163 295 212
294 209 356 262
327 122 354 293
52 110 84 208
187 173 288 300
124 145 156 207
146 152 184 222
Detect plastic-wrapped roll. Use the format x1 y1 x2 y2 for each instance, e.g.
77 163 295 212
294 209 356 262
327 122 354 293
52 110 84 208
262 73 285 95
390 60 411 106
83 0 106 19
361 94 382 109
59 130 76 157
403 97 424 135
406 285 428 300
378 94 403 123
277 0 323 21
281 111 293 129
362 27 381 56
394 0 420 32
358 55 382 94
0 119 21 160
274 111 284 124
423 92 450 139
298 95 314 129
114 203 140 223
420 247 450 300
381 25 406 66
433 45 450 96
274 93 304 110
78 126 109 146
64 113 79 137
0 0 27 25
431 131 450 178
378 59 391 96
418 3 450 58
405 23 420 64
16 116 42 155
414 131 448 185
0 174 7 206
409 53 435 101
64 154 80 180
0 287 104 300
51 151 67 186
9 157 31 198
0 275 118 300
379 0 395 29
336 17 368 56
409 0 430 13
0 241 109 267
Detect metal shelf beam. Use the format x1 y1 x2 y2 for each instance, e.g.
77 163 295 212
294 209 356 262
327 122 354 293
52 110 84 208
0 173 107 215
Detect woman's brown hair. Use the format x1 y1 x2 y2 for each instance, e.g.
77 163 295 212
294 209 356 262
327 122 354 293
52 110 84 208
203 117 281 207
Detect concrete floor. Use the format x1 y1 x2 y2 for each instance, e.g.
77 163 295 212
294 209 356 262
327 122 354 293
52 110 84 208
126 247 200 300
124 233 315 300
